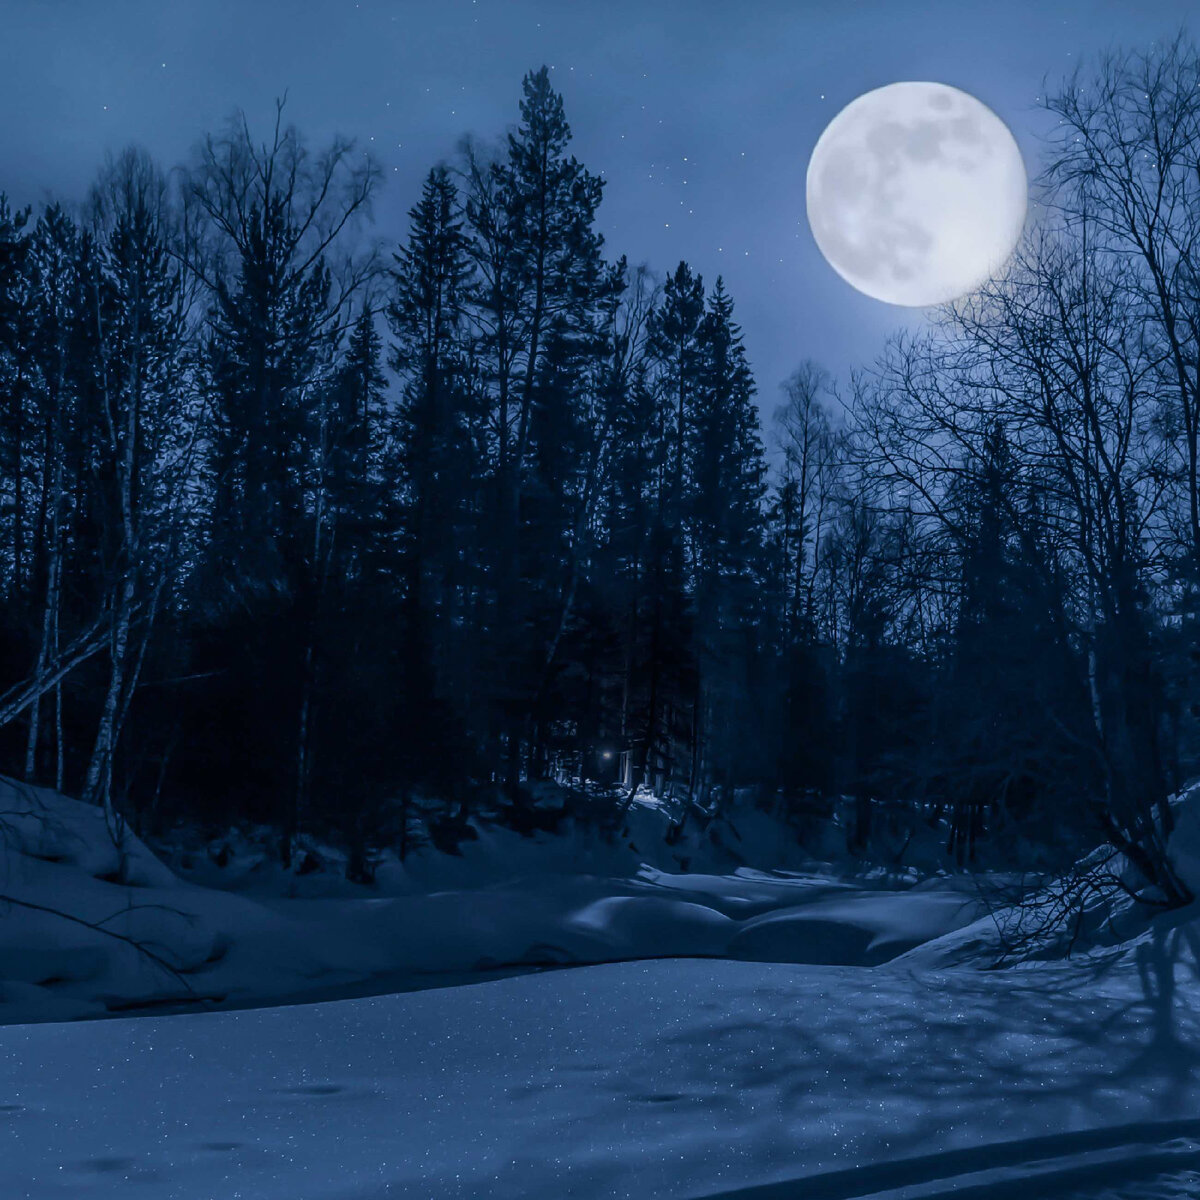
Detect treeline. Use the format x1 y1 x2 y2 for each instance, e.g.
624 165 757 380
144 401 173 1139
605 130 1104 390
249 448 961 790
0 50 1198 899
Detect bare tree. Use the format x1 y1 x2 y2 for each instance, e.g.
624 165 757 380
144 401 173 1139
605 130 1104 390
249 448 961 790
773 361 843 635
1044 35 1200 581
80 148 202 826
184 101 380 865
855 212 1189 903
22 208 77 792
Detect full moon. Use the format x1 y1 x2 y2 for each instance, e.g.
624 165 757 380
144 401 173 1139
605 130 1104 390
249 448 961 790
806 82 1028 307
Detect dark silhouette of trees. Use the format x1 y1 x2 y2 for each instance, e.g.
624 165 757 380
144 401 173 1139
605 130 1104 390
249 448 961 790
0 50 1197 906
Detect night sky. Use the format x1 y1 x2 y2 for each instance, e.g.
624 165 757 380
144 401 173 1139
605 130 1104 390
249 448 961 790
2 0 1195 415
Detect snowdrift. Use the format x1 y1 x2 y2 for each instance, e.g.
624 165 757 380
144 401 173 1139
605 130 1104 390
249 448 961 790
0 777 985 1024
4 782 1200 1197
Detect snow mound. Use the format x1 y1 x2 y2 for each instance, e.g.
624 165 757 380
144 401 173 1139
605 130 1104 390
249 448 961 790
0 779 176 889
728 890 984 966
0 778 991 1025
0 778 382 1023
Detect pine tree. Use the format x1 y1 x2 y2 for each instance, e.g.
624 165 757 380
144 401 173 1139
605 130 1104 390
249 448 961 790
638 261 706 793
689 277 767 797
390 165 473 620
591 261 657 783
388 166 482 808
464 66 608 791
310 303 407 875
649 262 706 537
327 304 387 571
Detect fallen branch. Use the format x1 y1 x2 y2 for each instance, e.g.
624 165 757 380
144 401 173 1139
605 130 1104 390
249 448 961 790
0 892 198 996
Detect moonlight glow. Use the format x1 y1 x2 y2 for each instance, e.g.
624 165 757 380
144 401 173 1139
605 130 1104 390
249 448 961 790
806 82 1028 307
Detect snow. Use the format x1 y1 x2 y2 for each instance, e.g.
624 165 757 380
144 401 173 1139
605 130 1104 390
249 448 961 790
0 779 986 1022
3 949 1200 1199
1169 783 1200 899
727 891 983 966
4 777 1200 1197
155 799 849 901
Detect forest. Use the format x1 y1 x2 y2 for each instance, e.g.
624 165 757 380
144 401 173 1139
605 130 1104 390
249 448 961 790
1 45 1198 910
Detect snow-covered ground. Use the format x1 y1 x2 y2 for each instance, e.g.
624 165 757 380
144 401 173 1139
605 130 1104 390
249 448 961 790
3 946 1200 1199
0 779 979 1023
3 777 1200 1198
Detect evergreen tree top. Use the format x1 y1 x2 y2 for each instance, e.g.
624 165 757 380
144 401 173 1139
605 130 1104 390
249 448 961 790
512 66 571 161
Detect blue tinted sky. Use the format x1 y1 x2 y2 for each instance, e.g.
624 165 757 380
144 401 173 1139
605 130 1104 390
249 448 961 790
1 0 1194 420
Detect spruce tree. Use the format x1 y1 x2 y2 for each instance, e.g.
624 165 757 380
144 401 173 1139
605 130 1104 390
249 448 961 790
465 66 608 792
389 166 481 806
639 261 706 793
689 277 767 797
